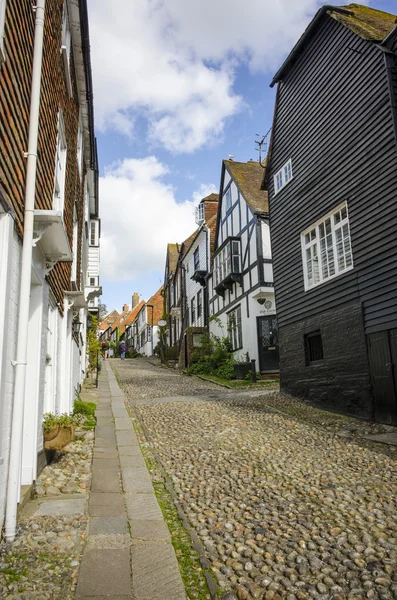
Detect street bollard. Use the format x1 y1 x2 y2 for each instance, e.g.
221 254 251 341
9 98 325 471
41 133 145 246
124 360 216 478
251 359 257 383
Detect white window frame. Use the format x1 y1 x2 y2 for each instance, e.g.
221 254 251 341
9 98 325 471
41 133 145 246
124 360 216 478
53 111 67 214
228 305 242 351
301 202 354 291
61 2 73 97
274 158 293 195
195 202 205 225
0 0 7 66
90 221 97 246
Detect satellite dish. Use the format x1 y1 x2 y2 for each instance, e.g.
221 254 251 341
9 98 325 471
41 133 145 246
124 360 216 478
158 319 167 327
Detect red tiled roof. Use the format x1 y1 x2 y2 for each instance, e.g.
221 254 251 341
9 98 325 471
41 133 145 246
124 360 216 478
119 300 146 336
145 286 164 326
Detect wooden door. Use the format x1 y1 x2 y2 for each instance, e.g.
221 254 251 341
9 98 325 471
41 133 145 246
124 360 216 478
367 330 397 424
257 316 279 372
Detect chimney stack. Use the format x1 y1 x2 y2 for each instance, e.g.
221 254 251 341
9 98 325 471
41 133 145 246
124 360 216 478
132 292 140 309
122 304 129 312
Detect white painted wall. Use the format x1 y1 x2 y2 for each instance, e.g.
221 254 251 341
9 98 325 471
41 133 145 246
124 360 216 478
0 215 21 531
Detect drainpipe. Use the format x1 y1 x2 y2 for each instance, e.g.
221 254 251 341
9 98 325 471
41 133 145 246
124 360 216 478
5 0 46 542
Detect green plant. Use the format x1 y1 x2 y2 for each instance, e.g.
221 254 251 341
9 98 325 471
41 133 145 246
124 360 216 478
188 331 236 380
73 400 96 417
244 370 262 381
87 315 101 371
42 412 82 432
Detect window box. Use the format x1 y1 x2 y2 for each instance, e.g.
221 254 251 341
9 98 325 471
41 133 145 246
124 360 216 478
214 237 241 297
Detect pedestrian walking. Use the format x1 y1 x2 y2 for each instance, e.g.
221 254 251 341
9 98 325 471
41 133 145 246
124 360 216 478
119 341 127 360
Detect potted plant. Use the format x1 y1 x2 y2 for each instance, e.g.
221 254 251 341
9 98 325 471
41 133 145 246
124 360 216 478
43 413 81 451
233 353 252 380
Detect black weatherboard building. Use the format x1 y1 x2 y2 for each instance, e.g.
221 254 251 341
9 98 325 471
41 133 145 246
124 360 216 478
264 4 397 423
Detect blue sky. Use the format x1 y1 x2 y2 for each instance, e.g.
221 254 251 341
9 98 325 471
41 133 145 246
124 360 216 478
87 0 396 314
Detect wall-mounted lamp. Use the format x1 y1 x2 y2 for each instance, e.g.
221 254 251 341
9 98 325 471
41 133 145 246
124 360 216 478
73 320 83 335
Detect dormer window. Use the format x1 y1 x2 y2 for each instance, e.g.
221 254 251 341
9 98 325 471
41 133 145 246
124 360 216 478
274 159 293 195
195 202 205 225
61 2 72 97
53 111 67 214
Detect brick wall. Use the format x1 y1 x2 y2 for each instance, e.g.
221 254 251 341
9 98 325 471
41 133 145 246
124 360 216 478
279 302 373 417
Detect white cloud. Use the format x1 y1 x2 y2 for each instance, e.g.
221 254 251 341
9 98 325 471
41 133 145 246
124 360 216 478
89 0 365 153
99 156 215 281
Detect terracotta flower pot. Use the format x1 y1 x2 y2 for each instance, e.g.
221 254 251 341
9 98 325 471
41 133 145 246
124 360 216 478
43 425 76 451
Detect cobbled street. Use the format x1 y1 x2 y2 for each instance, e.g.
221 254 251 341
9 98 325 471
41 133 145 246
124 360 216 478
112 358 397 600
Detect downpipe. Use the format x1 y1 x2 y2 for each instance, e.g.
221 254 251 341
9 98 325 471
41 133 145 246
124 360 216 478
5 0 46 542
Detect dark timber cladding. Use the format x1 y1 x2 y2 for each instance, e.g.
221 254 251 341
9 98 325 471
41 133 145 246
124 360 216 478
267 4 397 421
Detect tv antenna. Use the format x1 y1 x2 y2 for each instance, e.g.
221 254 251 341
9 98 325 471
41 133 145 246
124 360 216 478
255 128 271 167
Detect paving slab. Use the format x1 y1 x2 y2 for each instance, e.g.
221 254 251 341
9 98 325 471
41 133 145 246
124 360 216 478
91 470 121 493
75 597 131 600
93 449 119 459
129 519 170 541
89 516 128 535
94 438 117 449
121 467 153 493
118 446 142 456
95 426 116 438
92 458 120 469
89 492 125 507
111 401 126 409
362 432 397 446
33 499 86 516
76 549 131 597
131 542 186 600
114 417 133 430
125 493 163 520
119 454 146 469
116 430 138 446
112 407 129 418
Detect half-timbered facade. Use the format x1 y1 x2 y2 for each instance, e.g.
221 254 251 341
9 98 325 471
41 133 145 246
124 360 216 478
0 0 99 536
179 194 218 367
208 160 278 372
265 4 397 422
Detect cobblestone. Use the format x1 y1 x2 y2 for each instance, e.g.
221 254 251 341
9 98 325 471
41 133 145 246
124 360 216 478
113 358 397 600
0 431 94 599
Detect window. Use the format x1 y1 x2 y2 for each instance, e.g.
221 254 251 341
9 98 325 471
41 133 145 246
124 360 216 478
195 202 205 225
71 204 78 282
90 221 97 246
305 331 324 364
214 238 241 287
61 2 72 97
197 290 202 319
191 297 196 324
228 306 242 351
274 159 293 195
194 247 200 271
0 0 7 65
89 277 97 286
77 117 83 176
225 187 232 211
147 326 152 342
53 111 67 213
301 203 353 291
